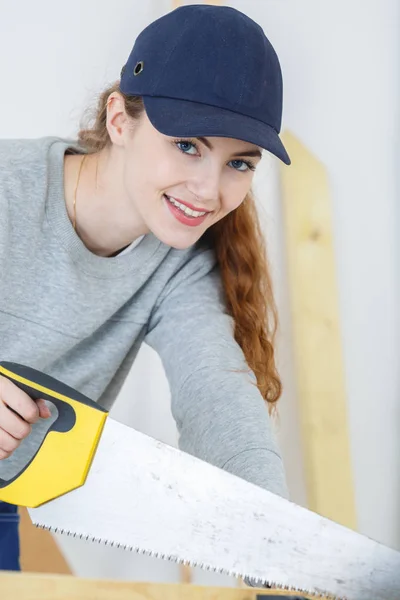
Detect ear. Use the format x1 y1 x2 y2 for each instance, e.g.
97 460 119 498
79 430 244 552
106 92 131 147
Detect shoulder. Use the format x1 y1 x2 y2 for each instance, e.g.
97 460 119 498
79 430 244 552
167 236 218 285
0 137 50 166
0 137 50 190
0 136 78 176
0 136 78 199
0 138 45 210
0 136 79 218
154 235 225 309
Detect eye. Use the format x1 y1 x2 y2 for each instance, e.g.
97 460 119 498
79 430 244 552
229 159 256 172
174 140 199 155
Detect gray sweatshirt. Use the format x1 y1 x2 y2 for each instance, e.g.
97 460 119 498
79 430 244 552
0 136 288 498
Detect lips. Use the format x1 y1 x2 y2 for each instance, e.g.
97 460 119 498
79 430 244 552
163 194 210 227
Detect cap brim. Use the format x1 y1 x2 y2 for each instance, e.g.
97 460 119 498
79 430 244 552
142 96 291 166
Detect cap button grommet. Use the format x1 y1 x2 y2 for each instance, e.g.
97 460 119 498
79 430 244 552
134 61 144 76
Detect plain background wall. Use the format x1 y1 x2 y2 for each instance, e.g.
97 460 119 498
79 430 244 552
0 0 399 584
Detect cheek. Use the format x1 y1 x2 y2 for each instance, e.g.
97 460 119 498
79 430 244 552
220 176 252 214
139 157 181 194
123 153 162 198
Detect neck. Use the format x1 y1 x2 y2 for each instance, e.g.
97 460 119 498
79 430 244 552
64 147 147 257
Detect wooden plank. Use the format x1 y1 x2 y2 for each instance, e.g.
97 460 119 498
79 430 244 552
172 0 222 8
179 565 192 584
0 572 325 600
279 131 357 528
18 508 71 574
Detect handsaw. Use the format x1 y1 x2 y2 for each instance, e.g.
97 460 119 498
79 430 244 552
0 361 399 600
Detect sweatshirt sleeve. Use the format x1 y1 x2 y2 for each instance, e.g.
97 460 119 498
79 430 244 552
144 246 289 498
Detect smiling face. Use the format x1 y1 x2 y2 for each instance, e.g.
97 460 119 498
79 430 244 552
118 109 263 250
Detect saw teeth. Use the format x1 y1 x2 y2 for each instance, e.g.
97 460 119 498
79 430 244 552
34 523 341 599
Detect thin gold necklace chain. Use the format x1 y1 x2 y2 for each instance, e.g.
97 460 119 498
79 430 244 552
73 153 99 232
73 154 87 232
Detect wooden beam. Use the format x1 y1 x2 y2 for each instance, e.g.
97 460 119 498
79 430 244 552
279 131 357 529
0 572 328 600
18 508 71 574
180 565 192 584
172 0 222 9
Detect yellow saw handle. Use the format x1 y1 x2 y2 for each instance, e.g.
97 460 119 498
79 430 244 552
0 361 108 508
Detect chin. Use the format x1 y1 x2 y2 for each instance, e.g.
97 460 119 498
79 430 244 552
151 226 203 250
149 197 213 250
163 235 200 251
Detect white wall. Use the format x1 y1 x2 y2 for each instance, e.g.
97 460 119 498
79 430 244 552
0 0 399 584
230 0 400 549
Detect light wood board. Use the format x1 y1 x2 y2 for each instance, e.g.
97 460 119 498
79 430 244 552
0 572 325 600
19 507 71 574
280 131 357 529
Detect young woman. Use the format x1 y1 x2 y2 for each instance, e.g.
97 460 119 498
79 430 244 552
0 4 290 573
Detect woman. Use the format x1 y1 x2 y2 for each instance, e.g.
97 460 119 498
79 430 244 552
0 4 290 573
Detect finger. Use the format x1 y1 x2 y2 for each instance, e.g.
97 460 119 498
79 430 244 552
0 427 21 455
0 404 32 440
37 399 51 419
0 376 40 424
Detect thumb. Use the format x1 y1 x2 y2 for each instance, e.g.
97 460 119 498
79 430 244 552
37 399 51 419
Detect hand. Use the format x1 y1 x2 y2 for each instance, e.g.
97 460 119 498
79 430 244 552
0 375 51 459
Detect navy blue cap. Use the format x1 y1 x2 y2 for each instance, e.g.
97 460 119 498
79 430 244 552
120 4 290 165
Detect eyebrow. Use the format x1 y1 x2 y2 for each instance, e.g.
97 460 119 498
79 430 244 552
196 136 262 159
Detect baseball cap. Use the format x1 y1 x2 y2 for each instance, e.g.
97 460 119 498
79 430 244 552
119 4 290 165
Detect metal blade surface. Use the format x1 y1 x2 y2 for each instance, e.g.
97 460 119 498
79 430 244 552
29 419 400 599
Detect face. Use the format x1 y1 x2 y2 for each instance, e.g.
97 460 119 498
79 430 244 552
112 100 262 250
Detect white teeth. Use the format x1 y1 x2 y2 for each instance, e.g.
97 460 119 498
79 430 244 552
166 195 207 218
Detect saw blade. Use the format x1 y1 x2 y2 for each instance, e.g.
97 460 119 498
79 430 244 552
28 418 400 600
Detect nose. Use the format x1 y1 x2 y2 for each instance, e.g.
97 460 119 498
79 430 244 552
186 161 221 206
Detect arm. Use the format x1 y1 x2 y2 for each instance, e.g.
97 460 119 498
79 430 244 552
145 247 288 498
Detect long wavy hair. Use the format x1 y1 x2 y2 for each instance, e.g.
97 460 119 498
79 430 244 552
78 83 282 413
